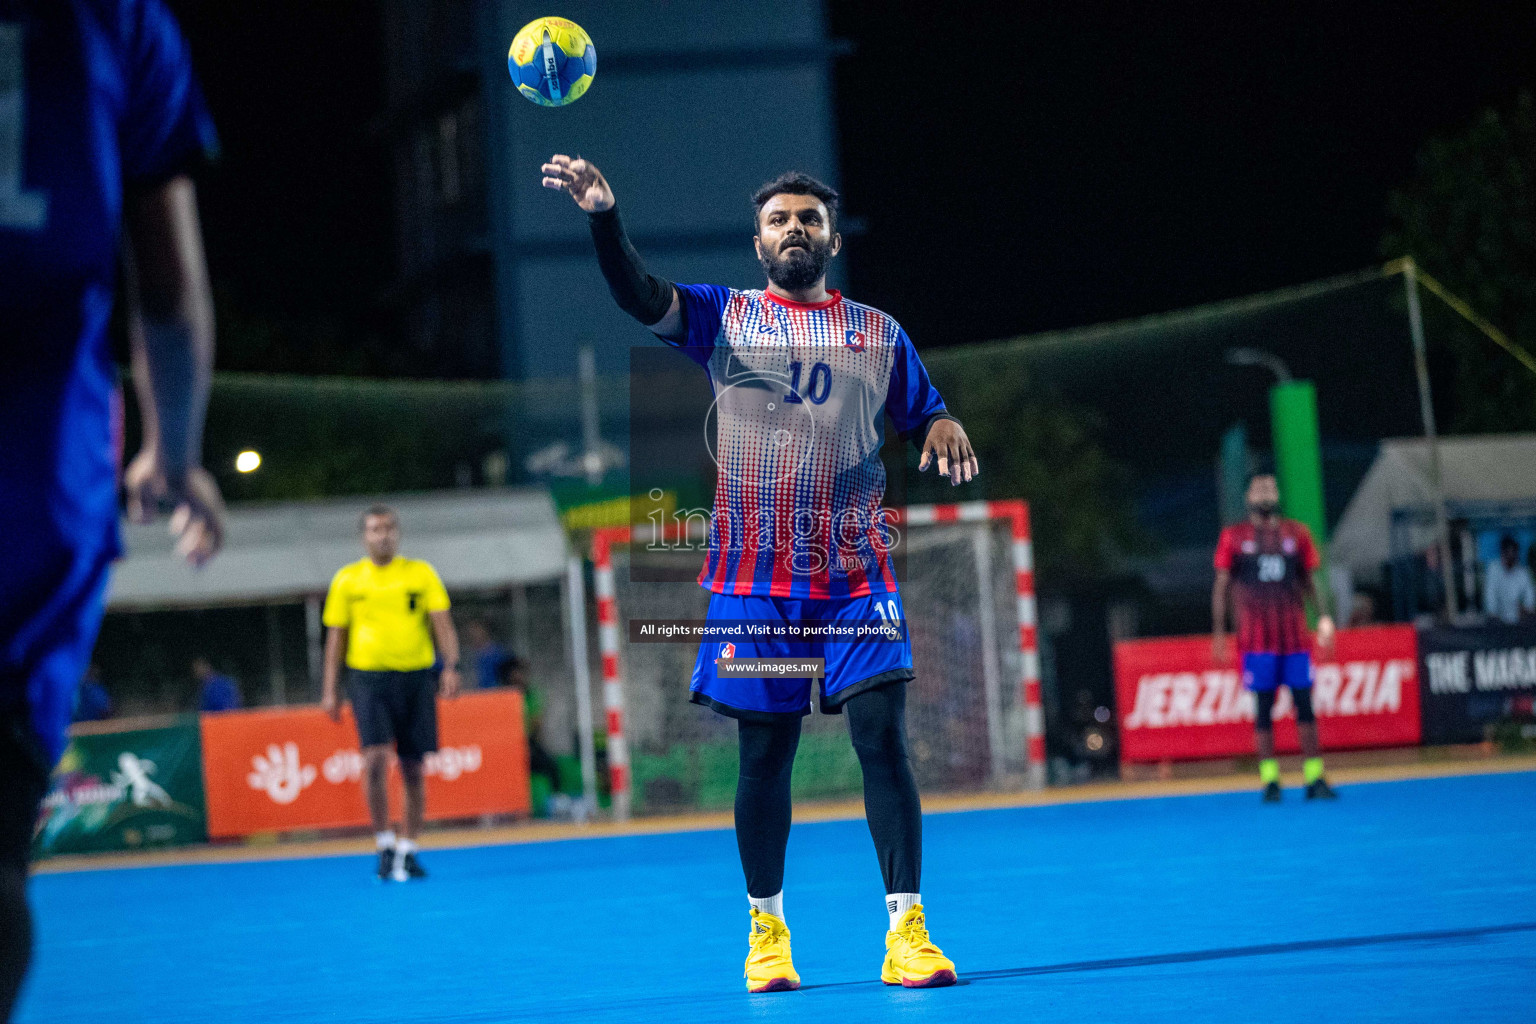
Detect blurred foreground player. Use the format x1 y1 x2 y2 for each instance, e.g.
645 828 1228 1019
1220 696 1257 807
0 1 224 1017
1213 473 1337 802
543 156 975 990
321 506 461 882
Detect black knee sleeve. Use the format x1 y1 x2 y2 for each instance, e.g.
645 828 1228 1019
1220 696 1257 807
845 681 922 894
735 717 801 898
738 717 800 781
847 691 909 764
1253 689 1277 733
1293 687 1316 724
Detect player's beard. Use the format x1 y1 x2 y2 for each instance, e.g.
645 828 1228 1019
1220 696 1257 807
760 235 833 291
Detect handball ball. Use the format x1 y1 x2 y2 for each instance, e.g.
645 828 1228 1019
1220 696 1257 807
508 17 596 107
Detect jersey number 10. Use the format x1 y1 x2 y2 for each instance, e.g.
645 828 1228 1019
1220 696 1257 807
784 361 832 405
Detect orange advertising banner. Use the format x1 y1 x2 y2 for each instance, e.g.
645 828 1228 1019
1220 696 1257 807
200 690 530 838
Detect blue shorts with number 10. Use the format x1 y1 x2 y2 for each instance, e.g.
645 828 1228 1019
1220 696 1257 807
689 591 915 720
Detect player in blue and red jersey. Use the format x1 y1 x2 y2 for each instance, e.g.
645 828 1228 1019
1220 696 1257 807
542 156 971 990
1212 473 1337 803
0 2 223 1016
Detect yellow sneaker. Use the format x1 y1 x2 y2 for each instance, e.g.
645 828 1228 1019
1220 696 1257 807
881 905 957 988
745 907 800 993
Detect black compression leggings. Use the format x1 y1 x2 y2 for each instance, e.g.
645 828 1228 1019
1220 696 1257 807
735 681 922 898
735 713 801 898
1253 687 1316 733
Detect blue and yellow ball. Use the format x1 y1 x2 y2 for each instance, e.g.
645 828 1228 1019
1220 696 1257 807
508 17 596 107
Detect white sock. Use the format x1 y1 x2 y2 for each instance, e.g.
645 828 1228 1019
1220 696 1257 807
887 893 920 930
396 838 418 855
749 891 784 920
375 830 396 850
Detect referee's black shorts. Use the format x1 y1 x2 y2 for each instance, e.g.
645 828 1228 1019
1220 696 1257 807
346 669 439 761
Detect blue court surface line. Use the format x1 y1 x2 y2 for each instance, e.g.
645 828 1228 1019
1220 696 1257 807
18 770 1536 1024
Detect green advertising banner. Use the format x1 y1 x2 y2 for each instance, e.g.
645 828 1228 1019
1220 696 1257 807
33 715 208 857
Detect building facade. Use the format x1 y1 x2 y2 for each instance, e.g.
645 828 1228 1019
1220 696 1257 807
384 0 844 381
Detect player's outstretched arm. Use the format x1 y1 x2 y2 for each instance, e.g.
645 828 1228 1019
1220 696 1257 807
122 176 226 567
540 155 683 338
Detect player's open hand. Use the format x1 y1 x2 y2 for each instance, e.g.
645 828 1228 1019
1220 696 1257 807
439 665 462 700
124 450 226 568
321 689 341 723
541 155 614 212
919 419 979 486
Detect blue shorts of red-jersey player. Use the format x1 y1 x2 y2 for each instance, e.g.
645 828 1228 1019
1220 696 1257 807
1241 651 1314 693
689 592 914 720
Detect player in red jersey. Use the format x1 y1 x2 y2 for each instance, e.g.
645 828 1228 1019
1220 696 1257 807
1212 473 1337 802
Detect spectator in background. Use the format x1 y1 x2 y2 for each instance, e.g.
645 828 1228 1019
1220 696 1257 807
192 657 242 713
465 619 510 691
72 665 112 724
496 655 559 787
1484 535 1536 625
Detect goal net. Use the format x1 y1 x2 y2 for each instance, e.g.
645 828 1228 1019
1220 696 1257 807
586 501 1042 819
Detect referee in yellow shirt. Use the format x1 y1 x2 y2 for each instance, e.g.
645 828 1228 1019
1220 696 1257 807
321 504 461 882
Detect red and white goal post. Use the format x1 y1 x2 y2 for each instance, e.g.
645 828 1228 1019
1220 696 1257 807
588 499 1043 820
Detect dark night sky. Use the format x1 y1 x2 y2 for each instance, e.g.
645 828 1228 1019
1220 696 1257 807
170 2 388 322
173 1 1536 368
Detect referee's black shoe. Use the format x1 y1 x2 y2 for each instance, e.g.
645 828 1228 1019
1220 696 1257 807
1305 778 1338 800
1261 781 1282 803
392 849 428 882
376 847 395 882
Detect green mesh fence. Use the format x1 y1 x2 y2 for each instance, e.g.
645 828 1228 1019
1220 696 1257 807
126 372 628 503
156 263 1521 512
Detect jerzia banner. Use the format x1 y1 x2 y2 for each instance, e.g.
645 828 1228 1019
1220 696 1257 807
1418 624 1536 745
1114 626 1422 762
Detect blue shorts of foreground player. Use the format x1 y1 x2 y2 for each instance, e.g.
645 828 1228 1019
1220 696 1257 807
689 591 914 720
0 539 115 767
1242 651 1313 693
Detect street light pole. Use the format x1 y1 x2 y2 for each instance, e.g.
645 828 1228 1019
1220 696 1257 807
1403 259 1458 620
578 346 603 488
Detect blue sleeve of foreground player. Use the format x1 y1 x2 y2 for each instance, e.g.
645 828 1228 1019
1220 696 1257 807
667 283 732 367
885 326 947 438
118 0 219 182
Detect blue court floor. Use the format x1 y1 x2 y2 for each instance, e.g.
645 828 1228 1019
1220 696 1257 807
18 770 1536 1024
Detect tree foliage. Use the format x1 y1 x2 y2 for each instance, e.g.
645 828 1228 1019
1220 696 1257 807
1383 92 1536 431
907 362 1148 584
